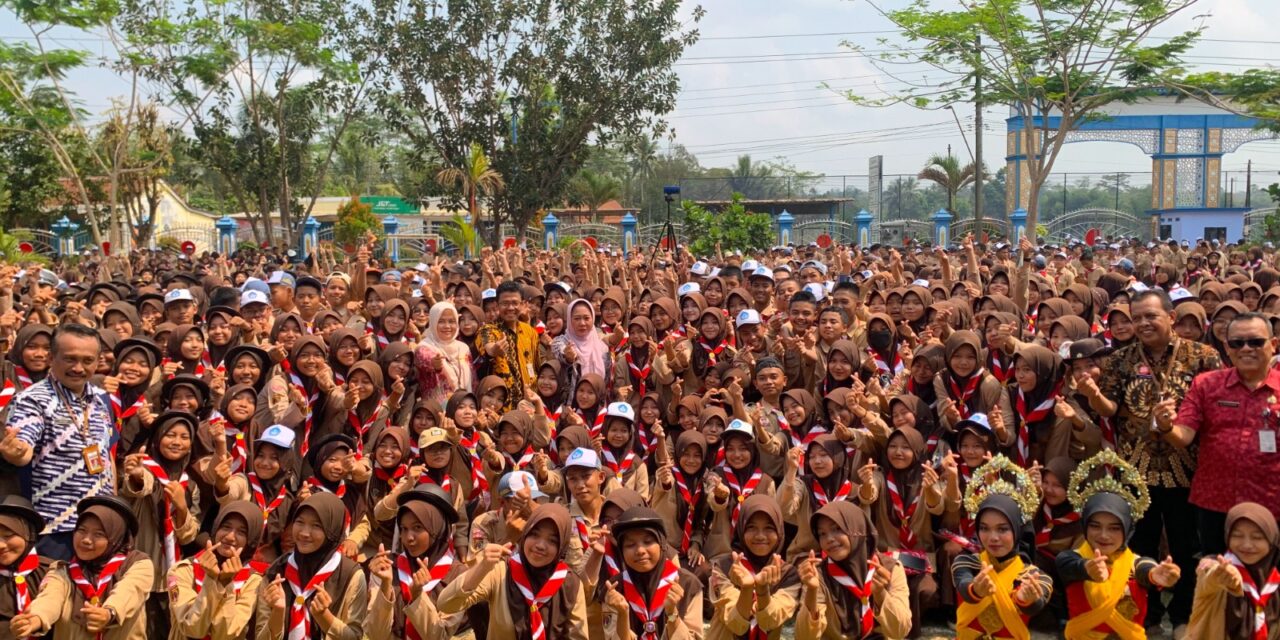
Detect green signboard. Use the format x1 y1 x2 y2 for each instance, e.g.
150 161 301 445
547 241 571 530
359 196 418 215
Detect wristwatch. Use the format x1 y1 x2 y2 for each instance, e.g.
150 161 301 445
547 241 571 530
105 605 119 626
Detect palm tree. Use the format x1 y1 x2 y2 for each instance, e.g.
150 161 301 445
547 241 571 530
567 170 622 223
728 154 774 199
435 142 505 235
437 214 478 257
917 154 978 215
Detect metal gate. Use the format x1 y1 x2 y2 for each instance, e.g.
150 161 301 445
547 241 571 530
1044 208 1145 243
793 218 854 245
6 229 57 256
155 226 217 251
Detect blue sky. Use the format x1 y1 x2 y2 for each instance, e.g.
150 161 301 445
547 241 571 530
3 0 1279 185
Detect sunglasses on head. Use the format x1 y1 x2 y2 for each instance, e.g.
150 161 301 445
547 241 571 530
1227 337 1269 349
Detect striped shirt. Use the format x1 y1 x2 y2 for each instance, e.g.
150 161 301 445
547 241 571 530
6 377 116 534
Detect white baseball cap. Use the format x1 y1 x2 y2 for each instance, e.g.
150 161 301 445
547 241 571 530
803 282 826 302
740 260 760 272
563 447 602 470
724 419 755 441
482 288 497 301
736 309 762 328
258 424 296 449
164 289 195 305
690 261 711 277
605 402 635 423
677 282 701 297
750 266 774 281
498 470 548 499
240 289 270 307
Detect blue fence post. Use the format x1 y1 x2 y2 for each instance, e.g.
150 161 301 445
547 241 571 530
1010 207 1028 241
382 215 400 263
621 212 637 257
302 216 319 259
932 209 953 247
543 213 559 250
855 209 874 247
777 210 794 246
216 216 238 255
52 216 78 257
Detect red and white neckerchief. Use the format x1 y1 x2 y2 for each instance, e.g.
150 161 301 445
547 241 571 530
190 550 265 597
947 370 985 419
668 325 687 340
620 559 679 640
347 408 383 460
506 446 536 471
507 554 570 640
735 555 769 640
0 545 39 614
722 467 763 529
417 471 452 495
0 379 17 411
867 347 904 377
376 330 409 349
458 429 489 501
1034 505 1080 551
697 338 729 365
141 456 190 568
222 417 250 474
577 407 606 439
307 477 346 498
199 350 213 375
534 320 546 335
284 550 342 640
602 447 637 483
811 478 853 508
375 463 407 489
989 352 1012 383
248 472 289 524
772 409 804 449
626 351 651 397
1026 310 1039 334
396 547 453 640
1014 385 1059 465
886 476 920 550
280 359 320 456
636 422 658 457
333 369 346 385
68 552 127 610
672 468 702 553
543 403 563 424
824 559 876 637
12 365 32 389
1228 552 1280 640
107 389 146 430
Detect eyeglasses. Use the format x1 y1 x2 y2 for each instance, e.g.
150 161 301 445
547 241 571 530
1227 337 1269 349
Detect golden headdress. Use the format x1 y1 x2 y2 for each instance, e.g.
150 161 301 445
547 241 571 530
1067 448 1150 520
962 454 1041 519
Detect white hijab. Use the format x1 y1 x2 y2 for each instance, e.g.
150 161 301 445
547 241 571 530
422 301 473 391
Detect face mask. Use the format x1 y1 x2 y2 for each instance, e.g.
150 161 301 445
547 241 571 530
868 330 893 351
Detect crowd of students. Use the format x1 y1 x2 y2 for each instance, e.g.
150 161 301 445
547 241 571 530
0 232 1277 640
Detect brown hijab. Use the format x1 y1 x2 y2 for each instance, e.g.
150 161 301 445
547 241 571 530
505 503 580 640
811 501 880 638
70 502 148 627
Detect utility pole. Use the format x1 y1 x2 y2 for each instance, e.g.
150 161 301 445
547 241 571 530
1246 160 1253 208
973 35 984 223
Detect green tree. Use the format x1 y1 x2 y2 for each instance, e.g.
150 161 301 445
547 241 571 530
121 0 371 246
0 128 66 229
917 154 977 216
434 143 505 233
365 0 701 244
681 193 773 256
438 214 479 258
333 196 381 246
100 103 172 248
566 170 622 223
844 0 1201 244
1178 69 1280 133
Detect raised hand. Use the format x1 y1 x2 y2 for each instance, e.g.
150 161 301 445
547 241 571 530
308 587 333 618
663 580 685 616
589 524 611 556
1150 555 1181 588
785 446 804 474
81 604 112 633
728 552 756 589
754 554 784 591
972 563 996 598
1053 395 1077 421
655 463 674 490
1086 550 1110 582
798 550 821 590
410 557 433 596
858 460 878 485
604 581 629 614
8 612 40 637
123 447 148 482
478 543 513 569
0 427 26 462
870 553 892 600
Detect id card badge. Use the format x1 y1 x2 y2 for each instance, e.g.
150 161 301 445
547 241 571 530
1261 430 1277 454
82 444 106 475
